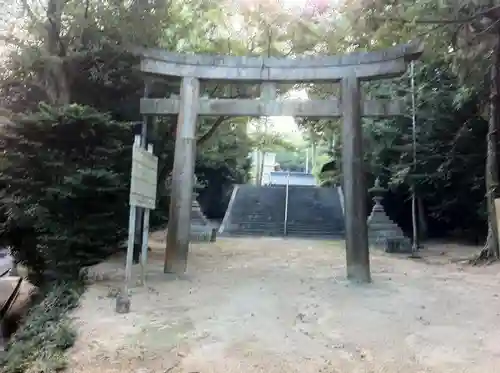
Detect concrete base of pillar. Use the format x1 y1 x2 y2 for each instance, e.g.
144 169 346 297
164 192 216 273
164 257 187 274
346 263 371 283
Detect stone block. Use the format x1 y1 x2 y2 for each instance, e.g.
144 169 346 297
384 236 412 253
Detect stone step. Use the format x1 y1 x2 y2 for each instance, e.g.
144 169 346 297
239 214 284 220
286 224 344 234
221 227 341 237
234 222 339 229
222 232 284 237
238 222 284 229
286 224 344 232
286 231 344 238
237 216 283 222
286 220 338 225
222 227 285 236
219 184 345 238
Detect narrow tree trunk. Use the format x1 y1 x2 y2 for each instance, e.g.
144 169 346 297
417 196 428 242
258 151 266 185
44 0 70 105
327 129 335 154
253 150 260 185
478 34 500 261
311 142 317 172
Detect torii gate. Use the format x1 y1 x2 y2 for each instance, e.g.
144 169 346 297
138 42 423 283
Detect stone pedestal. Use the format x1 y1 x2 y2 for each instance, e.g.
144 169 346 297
190 191 209 225
367 178 411 253
165 175 216 244
189 177 216 242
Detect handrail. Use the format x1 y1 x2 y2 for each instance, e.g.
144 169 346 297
0 277 23 321
0 268 10 278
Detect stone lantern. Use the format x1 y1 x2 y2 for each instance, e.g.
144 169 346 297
189 175 216 242
367 178 410 253
191 175 208 225
164 174 216 242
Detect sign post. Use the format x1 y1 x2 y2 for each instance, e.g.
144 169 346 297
116 135 158 314
139 143 155 285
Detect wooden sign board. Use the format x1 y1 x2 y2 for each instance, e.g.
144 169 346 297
130 147 158 210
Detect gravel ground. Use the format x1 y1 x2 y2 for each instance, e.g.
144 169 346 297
0 251 13 276
68 234 500 373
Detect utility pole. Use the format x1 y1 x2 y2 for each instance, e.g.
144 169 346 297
305 148 309 173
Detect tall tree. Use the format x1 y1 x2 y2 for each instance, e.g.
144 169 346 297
352 0 500 258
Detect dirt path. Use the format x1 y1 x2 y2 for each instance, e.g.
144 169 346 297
68 235 500 373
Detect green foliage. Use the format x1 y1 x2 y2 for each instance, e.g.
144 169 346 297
275 150 307 172
0 280 84 373
0 104 132 284
249 131 297 153
365 61 489 235
196 120 252 218
0 0 495 251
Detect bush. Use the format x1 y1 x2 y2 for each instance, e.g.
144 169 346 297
0 280 85 373
0 104 132 284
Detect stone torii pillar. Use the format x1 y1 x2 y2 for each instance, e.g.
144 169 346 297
136 41 423 282
164 77 199 274
341 73 370 281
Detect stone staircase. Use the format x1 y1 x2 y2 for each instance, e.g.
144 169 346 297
219 185 286 236
219 184 345 238
285 186 345 238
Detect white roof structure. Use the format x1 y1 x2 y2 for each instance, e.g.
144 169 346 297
268 171 317 186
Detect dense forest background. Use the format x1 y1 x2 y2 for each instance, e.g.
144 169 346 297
0 0 499 282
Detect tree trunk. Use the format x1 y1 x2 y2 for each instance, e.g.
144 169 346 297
311 141 317 172
258 151 266 185
479 33 500 261
44 0 70 105
253 150 260 185
327 129 335 154
417 196 428 242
